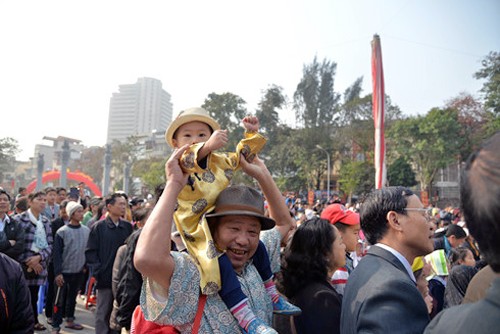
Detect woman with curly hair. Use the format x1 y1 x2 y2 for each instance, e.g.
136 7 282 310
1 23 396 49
280 217 346 334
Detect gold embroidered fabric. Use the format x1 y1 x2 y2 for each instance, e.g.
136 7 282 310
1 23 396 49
173 132 266 294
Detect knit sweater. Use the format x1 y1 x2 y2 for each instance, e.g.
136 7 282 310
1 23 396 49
53 224 90 275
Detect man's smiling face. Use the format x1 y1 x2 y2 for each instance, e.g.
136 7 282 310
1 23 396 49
213 215 261 273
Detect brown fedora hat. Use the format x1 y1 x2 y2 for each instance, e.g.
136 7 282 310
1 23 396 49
205 185 275 231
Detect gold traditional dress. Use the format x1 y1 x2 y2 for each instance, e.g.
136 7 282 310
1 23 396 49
174 131 266 294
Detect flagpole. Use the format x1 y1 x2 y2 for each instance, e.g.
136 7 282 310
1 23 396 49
371 34 386 189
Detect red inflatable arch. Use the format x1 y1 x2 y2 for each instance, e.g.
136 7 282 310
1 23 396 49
26 170 102 196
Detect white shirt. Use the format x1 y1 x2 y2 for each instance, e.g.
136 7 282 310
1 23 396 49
375 243 416 283
0 214 9 232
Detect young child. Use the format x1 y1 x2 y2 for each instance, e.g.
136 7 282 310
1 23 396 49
165 107 300 334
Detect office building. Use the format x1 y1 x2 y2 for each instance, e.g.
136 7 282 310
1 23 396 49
107 77 173 143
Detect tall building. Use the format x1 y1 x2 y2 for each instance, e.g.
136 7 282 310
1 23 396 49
106 77 173 143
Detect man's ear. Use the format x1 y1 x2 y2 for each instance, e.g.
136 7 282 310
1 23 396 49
172 138 178 147
386 211 403 232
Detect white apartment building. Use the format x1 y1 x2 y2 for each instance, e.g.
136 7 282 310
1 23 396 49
106 77 173 143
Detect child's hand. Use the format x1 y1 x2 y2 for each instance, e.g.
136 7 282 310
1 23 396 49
205 129 228 152
243 116 259 133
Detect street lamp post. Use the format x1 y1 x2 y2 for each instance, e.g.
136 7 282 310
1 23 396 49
316 145 330 200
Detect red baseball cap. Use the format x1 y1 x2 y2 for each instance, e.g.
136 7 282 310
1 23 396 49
320 204 360 226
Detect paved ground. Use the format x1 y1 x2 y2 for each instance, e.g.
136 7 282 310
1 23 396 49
37 296 96 334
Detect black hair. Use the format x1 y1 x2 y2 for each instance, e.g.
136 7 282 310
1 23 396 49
445 224 466 239
60 199 70 209
56 187 67 195
280 217 336 298
15 196 29 212
106 193 124 206
448 247 471 267
360 186 414 245
0 189 11 202
93 201 106 220
461 132 500 272
18 187 26 193
335 222 350 233
133 207 152 223
413 268 423 281
154 183 165 204
44 187 56 194
28 191 46 201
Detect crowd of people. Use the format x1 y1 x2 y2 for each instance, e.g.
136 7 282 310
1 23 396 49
0 109 498 334
0 183 161 334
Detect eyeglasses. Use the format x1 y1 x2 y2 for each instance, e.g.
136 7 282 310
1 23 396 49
404 208 431 220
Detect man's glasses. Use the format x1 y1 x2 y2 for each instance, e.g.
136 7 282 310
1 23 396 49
404 208 431 220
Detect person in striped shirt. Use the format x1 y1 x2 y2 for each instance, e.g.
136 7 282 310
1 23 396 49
320 204 360 295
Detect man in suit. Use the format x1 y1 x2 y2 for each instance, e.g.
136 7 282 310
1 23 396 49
425 132 500 333
341 186 434 334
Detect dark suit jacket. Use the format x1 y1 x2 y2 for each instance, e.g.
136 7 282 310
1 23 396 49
340 245 430 334
424 277 500 333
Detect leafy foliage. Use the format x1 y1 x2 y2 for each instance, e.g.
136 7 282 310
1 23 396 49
387 157 417 187
202 92 248 150
133 157 166 193
0 137 19 182
73 146 105 186
110 136 143 194
256 85 286 144
474 51 500 116
294 56 340 129
338 160 375 201
445 92 498 160
388 108 463 191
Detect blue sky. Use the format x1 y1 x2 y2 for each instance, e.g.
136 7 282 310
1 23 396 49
1 0 499 160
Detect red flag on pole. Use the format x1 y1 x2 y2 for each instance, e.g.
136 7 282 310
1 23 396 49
371 34 386 189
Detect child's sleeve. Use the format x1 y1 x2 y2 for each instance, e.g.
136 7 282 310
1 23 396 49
226 132 267 170
179 142 208 174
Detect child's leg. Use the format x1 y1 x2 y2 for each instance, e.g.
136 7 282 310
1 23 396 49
218 254 246 309
251 240 273 282
252 240 302 315
218 254 274 333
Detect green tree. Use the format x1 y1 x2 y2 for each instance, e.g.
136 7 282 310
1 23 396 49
133 157 166 193
338 160 374 202
110 136 143 193
73 146 105 186
474 51 500 116
445 92 497 160
255 85 286 144
0 137 18 183
290 57 342 192
338 77 403 155
294 56 340 129
387 157 417 187
202 92 247 150
388 108 463 193
260 125 309 193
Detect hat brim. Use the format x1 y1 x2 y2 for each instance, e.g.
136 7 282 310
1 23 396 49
205 210 276 231
340 212 360 225
165 113 220 147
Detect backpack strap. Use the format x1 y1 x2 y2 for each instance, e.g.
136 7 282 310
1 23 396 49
193 294 207 334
